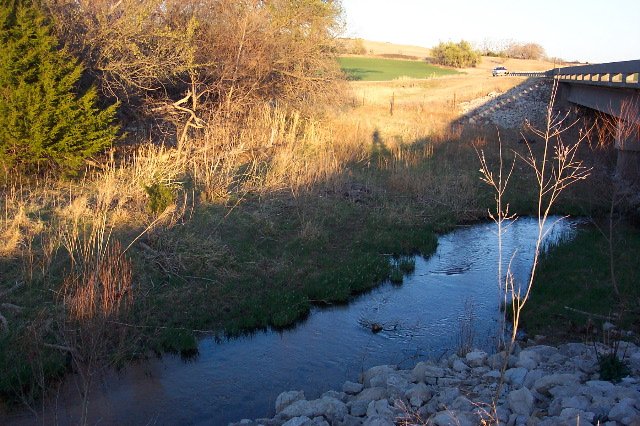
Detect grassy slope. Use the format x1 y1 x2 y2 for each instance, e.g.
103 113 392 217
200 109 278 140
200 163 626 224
338 56 459 81
523 225 640 341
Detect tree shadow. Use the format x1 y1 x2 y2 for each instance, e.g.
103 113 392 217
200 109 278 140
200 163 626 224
342 67 383 81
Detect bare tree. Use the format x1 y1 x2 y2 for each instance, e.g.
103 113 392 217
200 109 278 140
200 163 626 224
45 0 344 143
506 42 546 60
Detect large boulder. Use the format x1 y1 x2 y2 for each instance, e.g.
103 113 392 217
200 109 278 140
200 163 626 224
404 382 432 408
452 359 469 373
365 399 394 418
348 400 369 417
360 365 397 388
465 350 488 368
508 387 535 416
561 395 590 411
362 416 394 426
384 373 410 400
282 417 311 426
431 410 476 426
343 381 364 395
350 387 388 404
608 398 640 425
276 390 306 413
516 349 541 370
533 373 580 395
280 396 348 422
504 367 528 387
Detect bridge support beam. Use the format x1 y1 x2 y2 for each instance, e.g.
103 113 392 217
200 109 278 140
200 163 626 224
615 120 640 187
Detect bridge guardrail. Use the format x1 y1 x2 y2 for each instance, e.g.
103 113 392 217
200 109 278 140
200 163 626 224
509 60 640 89
508 71 548 77
550 60 640 89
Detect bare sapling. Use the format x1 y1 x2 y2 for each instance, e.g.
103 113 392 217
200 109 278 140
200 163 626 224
477 131 517 350
479 79 591 400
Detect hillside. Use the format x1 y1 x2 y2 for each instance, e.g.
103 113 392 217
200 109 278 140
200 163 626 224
341 38 563 74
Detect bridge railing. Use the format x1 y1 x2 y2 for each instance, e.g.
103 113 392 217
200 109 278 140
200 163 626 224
508 71 548 77
509 60 640 89
549 60 640 89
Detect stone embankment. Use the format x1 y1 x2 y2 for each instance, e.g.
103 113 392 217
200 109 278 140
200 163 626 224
459 79 553 130
231 341 640 426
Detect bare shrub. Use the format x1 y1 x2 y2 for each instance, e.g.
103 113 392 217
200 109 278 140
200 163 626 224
478 79 591 398
45 0 345 142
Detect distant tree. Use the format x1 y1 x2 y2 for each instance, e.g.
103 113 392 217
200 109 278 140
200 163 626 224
431 40 479 68
351 38 367 55
506 43 546 60
0 0 119 179
477 38 510 58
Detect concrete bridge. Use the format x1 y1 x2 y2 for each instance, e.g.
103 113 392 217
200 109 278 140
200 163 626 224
512 60 640 185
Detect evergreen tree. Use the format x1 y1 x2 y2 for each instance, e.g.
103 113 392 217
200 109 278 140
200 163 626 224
0 0 119 179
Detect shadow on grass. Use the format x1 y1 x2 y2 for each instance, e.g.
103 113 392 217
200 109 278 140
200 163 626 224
342 67 383 81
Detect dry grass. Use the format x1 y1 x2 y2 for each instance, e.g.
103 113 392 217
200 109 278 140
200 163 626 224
0 52 560 287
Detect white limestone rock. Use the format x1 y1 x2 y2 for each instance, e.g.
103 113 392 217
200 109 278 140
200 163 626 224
404 382 432 408
350 387 387 404
280 396 348 422
361 365 396 388
362 416 394 426
343 381 364 395
608 398 640 425
504 367 528 387
432 410 476 426
452 359 469 373
282 416 311 426
516 349 540 370
508 387 535 416
365 399 394 418
465 350 488 367
533 373 580 395
276 390 306 414
348 400 369 417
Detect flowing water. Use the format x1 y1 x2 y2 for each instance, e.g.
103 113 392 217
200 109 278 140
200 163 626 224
5 217 580 425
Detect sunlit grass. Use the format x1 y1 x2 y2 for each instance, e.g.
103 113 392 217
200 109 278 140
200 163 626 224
338 56 459 81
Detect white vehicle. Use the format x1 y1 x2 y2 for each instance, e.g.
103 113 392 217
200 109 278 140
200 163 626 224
492 66 509 76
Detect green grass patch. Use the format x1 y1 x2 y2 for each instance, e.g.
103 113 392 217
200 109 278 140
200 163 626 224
135 195 438 338
522 225 640 341
338 56 459 81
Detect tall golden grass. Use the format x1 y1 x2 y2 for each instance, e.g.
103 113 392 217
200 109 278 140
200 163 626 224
1 67 530 301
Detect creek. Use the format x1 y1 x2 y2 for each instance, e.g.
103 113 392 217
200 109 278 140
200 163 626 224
6 217 580 425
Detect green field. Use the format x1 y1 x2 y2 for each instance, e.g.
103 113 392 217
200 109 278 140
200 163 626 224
338 56 459 81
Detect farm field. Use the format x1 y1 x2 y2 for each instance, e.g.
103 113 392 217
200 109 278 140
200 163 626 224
338 56 459 81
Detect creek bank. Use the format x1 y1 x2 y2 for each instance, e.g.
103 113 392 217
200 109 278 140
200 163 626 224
231 340 640 426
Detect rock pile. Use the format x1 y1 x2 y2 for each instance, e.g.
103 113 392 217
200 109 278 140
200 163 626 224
459 80 552 130
231 341 640 426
